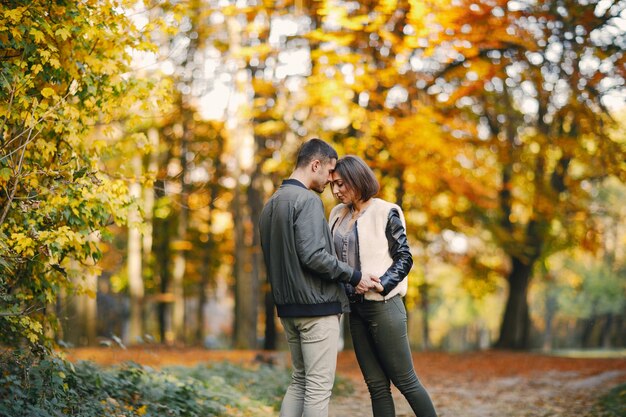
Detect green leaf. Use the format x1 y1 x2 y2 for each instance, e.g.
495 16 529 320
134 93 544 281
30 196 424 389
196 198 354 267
73 167 88 180
0 167 11 181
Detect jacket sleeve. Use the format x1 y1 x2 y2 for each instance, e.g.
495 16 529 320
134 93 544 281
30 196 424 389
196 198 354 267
379 208 413 296
295 197 361 286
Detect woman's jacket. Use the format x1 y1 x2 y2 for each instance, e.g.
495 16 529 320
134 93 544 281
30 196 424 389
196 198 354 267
329 198 413 301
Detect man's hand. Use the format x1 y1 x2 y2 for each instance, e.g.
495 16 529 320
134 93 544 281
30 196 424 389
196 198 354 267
355 273 382 294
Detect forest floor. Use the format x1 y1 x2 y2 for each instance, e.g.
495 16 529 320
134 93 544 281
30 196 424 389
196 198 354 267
66 347 626 417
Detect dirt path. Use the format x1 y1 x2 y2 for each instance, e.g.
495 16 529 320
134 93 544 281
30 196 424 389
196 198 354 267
330 351 626 417
67 348 625 417
329 368 624 417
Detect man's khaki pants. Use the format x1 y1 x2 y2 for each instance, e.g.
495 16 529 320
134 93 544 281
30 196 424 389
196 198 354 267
279 314 341 417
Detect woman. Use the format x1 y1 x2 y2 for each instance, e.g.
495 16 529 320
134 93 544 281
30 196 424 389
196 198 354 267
329 155 437 417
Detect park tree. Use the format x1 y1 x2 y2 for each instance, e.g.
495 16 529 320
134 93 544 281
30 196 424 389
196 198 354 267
127 1 281 348
428 0 626 348
535 174 626 349
113 1 237 346
152 0 209 344
0 0 166 350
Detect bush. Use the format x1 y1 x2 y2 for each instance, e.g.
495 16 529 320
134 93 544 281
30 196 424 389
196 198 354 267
166 360 353 410
0 351 296 417
167 362 291 409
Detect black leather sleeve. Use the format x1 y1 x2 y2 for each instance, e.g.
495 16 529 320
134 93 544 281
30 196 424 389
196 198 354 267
379 209 413 296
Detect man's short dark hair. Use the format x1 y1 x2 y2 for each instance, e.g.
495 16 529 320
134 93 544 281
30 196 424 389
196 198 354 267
334 155 380 201
295 138 338 168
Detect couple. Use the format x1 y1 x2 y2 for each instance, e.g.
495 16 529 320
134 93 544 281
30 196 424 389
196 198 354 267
259 139 437 417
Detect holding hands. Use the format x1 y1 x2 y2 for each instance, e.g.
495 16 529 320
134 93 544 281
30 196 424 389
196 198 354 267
355 273 383 294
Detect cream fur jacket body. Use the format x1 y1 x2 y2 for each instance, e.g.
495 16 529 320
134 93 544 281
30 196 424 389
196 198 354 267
329 198 411 301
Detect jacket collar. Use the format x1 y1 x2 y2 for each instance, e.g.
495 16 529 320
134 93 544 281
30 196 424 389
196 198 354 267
282 178 308 189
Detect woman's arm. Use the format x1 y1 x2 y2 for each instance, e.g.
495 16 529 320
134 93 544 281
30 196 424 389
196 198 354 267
378 208 413 295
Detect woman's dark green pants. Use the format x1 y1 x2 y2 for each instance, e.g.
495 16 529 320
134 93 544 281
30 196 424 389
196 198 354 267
349 295 438 417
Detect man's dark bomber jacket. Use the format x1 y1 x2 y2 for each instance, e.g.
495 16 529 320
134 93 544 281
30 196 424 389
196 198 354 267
259 179 362 318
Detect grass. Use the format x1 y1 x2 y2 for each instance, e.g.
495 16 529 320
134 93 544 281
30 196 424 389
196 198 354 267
592 383 626 417
547 349 626 359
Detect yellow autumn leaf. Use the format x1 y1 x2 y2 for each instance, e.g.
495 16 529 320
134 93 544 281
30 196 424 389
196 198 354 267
31 29 46 43
10 26 22 42
255 120 286 136
82 288 97 298
377 0 398 14
41 87 55 98
55 27 71 41
31 64 43 74
4 8 23 24
338 14 371 30
39 49 51 63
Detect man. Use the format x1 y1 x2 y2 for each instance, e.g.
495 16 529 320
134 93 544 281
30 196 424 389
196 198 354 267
259 138 379 417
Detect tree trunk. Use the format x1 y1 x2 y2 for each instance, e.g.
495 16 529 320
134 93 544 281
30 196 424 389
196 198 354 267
581 316 596 348
196 138 225 346
248 173 266 350
83 271 98 346
142 128 158 340
420 282 431 350
62 267 98 346
170 146 188 344
197 218 216 346
600 314 613 348
126 153 144 345
154 177 172 344
263 285 277 350
614 314 624 347
542 289 557 352
542 271 557 352
196 238 211 346
228 13 257 349
233 184 257 348
495 256 534 349
53 291 64 343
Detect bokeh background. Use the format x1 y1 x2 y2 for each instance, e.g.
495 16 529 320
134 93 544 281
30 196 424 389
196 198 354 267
1 0 625 355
